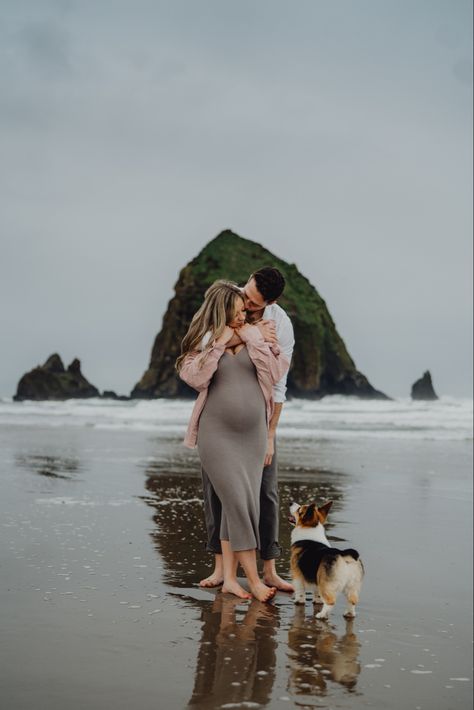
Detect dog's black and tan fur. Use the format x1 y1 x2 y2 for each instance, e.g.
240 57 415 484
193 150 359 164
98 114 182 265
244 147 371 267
289 501 364 619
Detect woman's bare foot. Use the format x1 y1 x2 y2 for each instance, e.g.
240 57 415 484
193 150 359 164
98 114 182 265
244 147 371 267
221 580 251 599
263 573 294 593
249 581 277 603
199 572 224 588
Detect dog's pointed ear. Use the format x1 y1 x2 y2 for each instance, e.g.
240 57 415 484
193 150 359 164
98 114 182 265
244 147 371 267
302 502 316 523
318 500 333 522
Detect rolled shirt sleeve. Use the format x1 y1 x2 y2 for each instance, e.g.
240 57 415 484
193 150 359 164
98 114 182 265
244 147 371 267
267 306 294 403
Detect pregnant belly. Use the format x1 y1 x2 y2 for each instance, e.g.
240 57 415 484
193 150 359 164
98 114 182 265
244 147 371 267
200 380 266 434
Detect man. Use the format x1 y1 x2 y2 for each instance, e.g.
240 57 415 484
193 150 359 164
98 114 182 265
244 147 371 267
200 266 295 592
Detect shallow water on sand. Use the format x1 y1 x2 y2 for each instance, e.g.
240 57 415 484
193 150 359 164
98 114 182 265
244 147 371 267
0 424 472 709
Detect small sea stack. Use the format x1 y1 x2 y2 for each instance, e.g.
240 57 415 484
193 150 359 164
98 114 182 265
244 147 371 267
14 354 100 401
101 390 130 401
411 370 439 401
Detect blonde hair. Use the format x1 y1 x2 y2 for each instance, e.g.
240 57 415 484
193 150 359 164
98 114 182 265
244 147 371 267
175 280 244 372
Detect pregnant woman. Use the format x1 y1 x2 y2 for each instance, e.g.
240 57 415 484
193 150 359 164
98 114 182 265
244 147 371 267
176 280 289 602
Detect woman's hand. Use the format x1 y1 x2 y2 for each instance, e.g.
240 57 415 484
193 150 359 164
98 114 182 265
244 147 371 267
215 325 235 345
237 323 257 338
264 436 275 467
226 330 243 348
237 323 267 345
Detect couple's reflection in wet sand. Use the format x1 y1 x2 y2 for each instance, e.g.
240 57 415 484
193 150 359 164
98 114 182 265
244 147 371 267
187 594 278 709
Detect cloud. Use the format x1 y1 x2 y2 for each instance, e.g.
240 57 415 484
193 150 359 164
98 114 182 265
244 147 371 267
453 57 473 87
17 19 72 78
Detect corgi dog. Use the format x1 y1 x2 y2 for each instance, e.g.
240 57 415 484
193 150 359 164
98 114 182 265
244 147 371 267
289 501 364 619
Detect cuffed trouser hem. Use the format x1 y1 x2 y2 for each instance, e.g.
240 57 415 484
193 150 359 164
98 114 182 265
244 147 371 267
205 542 222 554
259 542 282 561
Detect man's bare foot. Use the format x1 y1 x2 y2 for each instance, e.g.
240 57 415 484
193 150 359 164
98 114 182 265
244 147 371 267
249 581 277 603
263 573 294 593
199 572 224 588
221 580 251 599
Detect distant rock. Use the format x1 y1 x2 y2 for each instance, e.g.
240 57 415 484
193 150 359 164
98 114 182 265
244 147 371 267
411 371 439 400
132 229 389 400
101 390 130 401
14 354 100 401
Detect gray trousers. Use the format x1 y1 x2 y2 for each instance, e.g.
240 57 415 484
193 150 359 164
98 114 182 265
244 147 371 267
201 440 281 560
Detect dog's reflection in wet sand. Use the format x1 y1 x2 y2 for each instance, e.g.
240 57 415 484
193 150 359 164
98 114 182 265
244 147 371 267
287 605 361 697
188 594 278 709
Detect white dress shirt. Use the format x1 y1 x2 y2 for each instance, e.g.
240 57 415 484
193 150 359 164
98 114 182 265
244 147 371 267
262 303 294 403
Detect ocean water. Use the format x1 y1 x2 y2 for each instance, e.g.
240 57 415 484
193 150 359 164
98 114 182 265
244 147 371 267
0 395 472 442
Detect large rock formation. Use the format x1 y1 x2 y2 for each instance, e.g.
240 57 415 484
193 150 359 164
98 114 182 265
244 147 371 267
132 230 388 400
14 354 100 401
411 371 439 400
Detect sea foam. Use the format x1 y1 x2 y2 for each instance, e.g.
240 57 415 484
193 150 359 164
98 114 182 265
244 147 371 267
0 396 472 442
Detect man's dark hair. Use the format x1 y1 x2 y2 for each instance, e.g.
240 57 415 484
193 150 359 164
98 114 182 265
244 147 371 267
252 266 286 302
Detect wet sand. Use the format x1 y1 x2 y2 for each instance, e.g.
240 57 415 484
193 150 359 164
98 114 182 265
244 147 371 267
0 424 472 709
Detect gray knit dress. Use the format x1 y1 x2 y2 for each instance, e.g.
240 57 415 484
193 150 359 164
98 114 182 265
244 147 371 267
197 347 267 552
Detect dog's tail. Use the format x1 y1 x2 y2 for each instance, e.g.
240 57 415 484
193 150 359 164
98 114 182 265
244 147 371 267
341 548 364 577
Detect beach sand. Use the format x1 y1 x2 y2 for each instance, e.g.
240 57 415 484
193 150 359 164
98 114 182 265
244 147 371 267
0 423 472 709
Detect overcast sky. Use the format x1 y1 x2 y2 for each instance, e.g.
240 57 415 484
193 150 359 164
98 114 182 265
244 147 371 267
0 0 472 399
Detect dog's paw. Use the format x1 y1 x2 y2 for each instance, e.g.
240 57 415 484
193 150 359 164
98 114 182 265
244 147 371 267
343 610 356 619
293 597 306 605
315 610 328 619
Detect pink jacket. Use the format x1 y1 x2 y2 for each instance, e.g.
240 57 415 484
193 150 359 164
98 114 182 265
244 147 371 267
179 326 290 449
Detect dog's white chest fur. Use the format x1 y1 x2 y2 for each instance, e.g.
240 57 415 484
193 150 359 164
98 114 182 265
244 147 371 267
290 525 331 547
